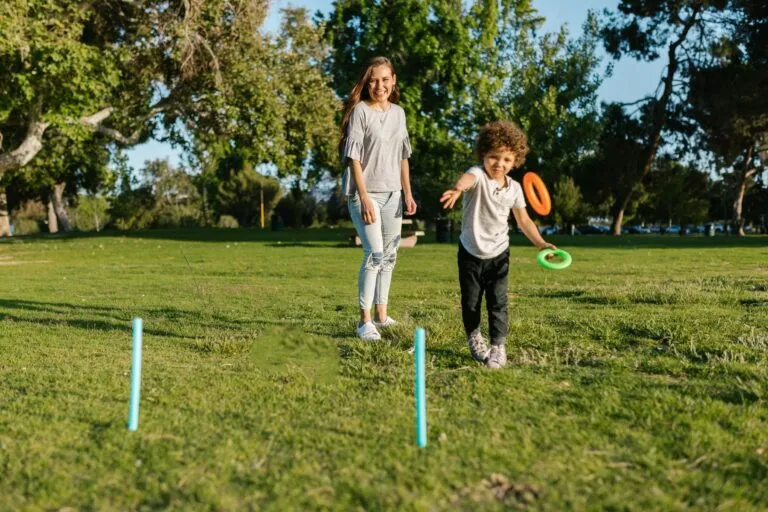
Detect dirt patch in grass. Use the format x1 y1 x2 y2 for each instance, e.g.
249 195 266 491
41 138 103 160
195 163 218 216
445 473 542 509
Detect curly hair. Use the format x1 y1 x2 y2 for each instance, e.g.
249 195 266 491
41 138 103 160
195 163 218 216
475 121 529 168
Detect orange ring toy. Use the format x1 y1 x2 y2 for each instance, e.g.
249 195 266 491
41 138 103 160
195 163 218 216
522 172 551 216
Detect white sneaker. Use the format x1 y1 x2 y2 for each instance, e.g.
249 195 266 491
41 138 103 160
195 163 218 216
486 344 507 369
356 321 381 341
373 316 397 329
467 331 490 362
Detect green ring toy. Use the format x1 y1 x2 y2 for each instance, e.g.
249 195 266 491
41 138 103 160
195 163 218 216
537 248 572 270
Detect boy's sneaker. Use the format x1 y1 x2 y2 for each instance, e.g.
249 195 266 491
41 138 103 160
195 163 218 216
467 331 490 362
356 321 381 341
373 316 397 329
486 344 507 369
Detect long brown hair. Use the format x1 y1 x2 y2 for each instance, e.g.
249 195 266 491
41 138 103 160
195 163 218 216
339 56 401 153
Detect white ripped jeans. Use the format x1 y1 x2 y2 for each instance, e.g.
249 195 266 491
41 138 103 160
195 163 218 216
348 191 403 310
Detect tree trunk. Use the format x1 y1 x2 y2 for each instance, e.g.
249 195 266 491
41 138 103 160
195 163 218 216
47 200 58 233
610 7 701 236
51 182 72 232
0 188 11 237
611 210 624 235
733 146 757 237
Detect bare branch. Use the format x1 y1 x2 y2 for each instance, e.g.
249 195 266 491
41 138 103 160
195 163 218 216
617 96 655 108
79 99 172 145
0 95 176 174
0 120 51 173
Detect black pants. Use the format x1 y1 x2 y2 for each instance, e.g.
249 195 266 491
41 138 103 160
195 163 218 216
458 242 509 346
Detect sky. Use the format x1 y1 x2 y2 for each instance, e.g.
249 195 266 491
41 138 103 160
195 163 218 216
125 0 666 171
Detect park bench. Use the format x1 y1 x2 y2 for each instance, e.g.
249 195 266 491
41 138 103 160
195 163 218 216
349 218 425 248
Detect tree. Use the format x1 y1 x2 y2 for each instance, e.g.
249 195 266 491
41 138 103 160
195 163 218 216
574 103 648 224
687 1 768 235
0 1 337 182
552 176 586 229
4 136 114 233
600 0 738 234
207 151 282 228
0 187 9 237
641 158 709 226
1 0 261 173
324 0 604 220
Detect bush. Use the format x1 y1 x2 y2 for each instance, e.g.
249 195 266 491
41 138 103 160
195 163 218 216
10 200 46 235
154 204 202 229
73 196 110 232
217 215 239 229
12 218 41 235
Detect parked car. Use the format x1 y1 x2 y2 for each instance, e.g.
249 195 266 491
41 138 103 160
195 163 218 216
661 225 680 234
627 225 651 234
577 224 608 235
539 225 560 235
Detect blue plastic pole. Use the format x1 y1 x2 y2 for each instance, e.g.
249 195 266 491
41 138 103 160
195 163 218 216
415 327 427 448
128 318 143 431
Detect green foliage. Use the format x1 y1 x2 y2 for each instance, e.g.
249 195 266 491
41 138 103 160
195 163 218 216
72 195 110 232
109 159 201 230
3 135 114 209
10 216 40 235
7 198 45 234
641 158 710 225
273 189 320 229
143 160 202 229
204 150 282 228
109 184 155 230
574 104 649 219
186 7 339 184
552 175 586 227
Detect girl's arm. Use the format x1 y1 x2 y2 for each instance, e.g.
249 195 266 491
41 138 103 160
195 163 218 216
350 159 376 224
440 173 478 210
401 159 417 215
512 207 556 251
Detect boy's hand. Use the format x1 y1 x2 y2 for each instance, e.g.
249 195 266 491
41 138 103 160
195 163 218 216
440 188 462 209
536 242 557 257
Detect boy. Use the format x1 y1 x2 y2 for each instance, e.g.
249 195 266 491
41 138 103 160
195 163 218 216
440 121 556 369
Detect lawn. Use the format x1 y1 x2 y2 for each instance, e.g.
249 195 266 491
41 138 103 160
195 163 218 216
1 229 767 510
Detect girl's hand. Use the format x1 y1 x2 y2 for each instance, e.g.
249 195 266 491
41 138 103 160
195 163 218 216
404 194 417 215
360 195 376 224
440 189 461 210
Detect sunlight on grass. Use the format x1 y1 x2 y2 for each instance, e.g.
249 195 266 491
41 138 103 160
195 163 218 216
1 230 766 510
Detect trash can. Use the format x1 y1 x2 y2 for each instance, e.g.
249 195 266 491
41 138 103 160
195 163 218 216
436 218 453 243
270 214 284 231
706 223 715 237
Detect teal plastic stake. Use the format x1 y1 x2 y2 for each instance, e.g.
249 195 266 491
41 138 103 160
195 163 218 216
415 327 427 448
128 318 143 431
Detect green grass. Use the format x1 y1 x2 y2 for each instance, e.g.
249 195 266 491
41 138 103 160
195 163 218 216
1 229 767 511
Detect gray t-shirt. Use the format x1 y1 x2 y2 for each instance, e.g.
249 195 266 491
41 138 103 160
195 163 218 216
342 101 412 195
459 166 526 259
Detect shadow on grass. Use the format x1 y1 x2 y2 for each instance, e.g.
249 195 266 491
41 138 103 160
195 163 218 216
5 227 767 248
0 298 275 339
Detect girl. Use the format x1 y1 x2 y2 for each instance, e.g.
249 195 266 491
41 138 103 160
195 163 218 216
340 56 417 341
